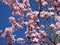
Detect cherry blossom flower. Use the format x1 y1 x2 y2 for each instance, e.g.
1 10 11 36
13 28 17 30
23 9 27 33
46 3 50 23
32 11 39 16
33 43 41 45
48 7 54 11
49 12 55 17
39 30 47 36
57 7 60 11
55 16 60 22
41 0 45 2
56 43 60 45
56 22 60 29
9 16 16 24
22 21 29 25
50 24 57 30
17 38 24 43
9 35 16 41
36 0 40 2
56 30 60 35
2 27 12 38
0 30 2 33
42 1 48 6
40 11 49 18
15 23 23 29
32 38 39 43
22 0 30 7
0 30 2 35
7 41 13 45
40 25 45 29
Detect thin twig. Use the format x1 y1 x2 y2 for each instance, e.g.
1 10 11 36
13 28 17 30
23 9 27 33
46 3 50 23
38 0 42 18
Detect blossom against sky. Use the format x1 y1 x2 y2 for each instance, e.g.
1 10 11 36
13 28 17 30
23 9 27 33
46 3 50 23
0 0 60 45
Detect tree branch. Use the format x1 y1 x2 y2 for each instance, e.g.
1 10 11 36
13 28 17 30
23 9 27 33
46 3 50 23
38 0 42 18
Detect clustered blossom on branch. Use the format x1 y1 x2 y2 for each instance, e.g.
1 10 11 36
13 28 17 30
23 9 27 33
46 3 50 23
0 0 60 45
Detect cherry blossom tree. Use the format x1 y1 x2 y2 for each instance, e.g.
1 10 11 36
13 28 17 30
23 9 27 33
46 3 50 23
0 0 60 45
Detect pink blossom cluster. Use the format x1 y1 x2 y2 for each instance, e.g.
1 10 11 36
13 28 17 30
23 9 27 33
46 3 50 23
52 0 60 11
40 11 55 18
0 0 60 45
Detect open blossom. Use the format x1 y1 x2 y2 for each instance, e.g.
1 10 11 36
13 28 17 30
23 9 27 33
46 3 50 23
48 7 54 11
9 35 16 41
5 27 12 33
40 25 45 29
31 33 36 37
0 30 2 33
42 1 48 6
15 23 23 29
36 0 40 2
36 0 45 2
57 7 60 11
56 30 60 35
50 24 57 30
7 41 13 45
55 16 60 21
49 12 55 17
0 30 2 35
27 12 32 16
10 25 16 31
23 0 30 7
40 11 45 17
33 43 41 45
12 3 19 10
40 11 49 18
29 24 35 29
31 32 39 38
56 22 60 29
29 19 35 24
32 38 39 43
22 21 29 25
2 27 12 38
32 11 39 16
35 26 40 29
17 38 24 43
39 30 47 36
40 11 55 18
2 0 8 5
9 16 16 24
9 16 15 21
56 43 60 45
52 1 58 6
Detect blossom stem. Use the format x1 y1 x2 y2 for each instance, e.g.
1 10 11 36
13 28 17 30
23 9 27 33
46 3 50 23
54 34 58 45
